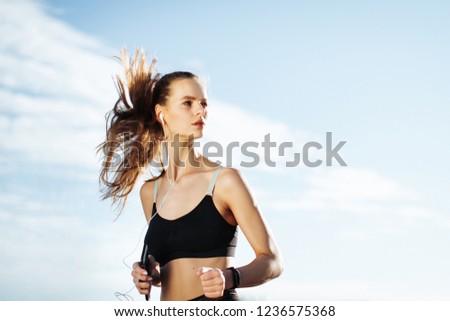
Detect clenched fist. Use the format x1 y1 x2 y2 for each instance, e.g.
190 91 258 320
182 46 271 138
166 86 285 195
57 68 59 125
196 267 226 298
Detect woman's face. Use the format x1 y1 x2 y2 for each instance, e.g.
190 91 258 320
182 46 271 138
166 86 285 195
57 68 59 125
161 78 208 140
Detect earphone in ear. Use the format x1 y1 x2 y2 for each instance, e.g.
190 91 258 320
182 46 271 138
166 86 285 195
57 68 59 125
160 114 165 125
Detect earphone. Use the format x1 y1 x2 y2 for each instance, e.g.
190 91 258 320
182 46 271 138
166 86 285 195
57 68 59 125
160 114 165 125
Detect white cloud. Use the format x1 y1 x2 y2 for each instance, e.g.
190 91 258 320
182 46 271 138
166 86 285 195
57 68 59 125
269 167 426 216
304 167 419 204
0 0 315 174
0 0 139 299
0 187 148 300
0 0 119 171
336 228 373 240
0 0 113 102
199 100 313 171
441 218 450 230
263 166 445 239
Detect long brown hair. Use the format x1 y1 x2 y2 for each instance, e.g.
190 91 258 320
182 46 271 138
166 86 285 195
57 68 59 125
97 48 197 213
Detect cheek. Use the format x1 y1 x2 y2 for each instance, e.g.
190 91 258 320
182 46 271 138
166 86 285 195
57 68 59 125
171 117 191 131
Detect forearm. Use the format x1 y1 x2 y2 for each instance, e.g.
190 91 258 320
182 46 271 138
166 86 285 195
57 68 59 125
224 253 283 289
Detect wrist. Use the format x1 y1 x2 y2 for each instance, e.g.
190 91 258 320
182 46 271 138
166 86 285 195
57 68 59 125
222 268 232 289
150 270 161 286
225 267 241 289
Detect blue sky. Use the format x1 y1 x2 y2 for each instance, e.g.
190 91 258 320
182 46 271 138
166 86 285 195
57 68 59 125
1 0 449 300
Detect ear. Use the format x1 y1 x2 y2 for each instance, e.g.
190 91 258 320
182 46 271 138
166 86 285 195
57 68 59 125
155 104 163 124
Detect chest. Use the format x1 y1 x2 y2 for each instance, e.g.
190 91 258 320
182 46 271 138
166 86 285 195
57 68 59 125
144 197 237 265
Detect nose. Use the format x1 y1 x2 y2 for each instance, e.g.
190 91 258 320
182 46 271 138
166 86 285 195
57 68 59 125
195 109 205 117
194 102 207 117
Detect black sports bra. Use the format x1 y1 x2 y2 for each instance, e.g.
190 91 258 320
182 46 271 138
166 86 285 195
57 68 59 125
143 167 238 267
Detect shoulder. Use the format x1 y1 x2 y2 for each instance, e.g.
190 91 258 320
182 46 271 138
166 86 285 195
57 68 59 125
140 180 155 200
140 178 159 221
215 167 259 220
197 157 241 186
216 166 246 190
216 167 254 205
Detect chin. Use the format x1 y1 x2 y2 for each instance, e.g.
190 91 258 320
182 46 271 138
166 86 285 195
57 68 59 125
193 132 203 140
178 131 203 140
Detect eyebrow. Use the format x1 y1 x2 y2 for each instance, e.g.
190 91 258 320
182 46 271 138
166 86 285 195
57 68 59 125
179 95 207 101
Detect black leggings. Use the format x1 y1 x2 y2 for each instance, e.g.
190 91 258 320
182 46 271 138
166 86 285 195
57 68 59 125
189 289 239 301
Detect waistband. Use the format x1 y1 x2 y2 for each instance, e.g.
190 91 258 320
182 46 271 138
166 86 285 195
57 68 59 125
189 289 239 301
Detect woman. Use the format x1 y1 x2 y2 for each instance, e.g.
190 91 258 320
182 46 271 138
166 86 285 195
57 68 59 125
99 49 283 301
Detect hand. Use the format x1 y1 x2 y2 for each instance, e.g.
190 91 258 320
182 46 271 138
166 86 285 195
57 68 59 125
196 267 225 298
131 255 160 297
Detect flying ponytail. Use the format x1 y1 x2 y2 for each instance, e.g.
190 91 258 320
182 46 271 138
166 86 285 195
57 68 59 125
97 48 163 213
98 48 198 213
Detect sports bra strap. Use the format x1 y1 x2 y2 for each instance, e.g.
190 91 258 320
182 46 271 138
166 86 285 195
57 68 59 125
154 167 221 202
207 167 223 196
153 179 158 204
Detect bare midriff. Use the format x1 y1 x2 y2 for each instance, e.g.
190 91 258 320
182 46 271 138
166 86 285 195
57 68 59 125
159 256 234 301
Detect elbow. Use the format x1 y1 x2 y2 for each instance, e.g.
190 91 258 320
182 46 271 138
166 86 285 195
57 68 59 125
272 254 284 279
263 252 284 281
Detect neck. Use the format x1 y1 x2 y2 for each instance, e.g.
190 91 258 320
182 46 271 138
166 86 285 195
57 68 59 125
164 135 198 183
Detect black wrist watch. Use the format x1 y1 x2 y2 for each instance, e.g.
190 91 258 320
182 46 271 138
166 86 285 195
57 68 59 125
226 267 241 289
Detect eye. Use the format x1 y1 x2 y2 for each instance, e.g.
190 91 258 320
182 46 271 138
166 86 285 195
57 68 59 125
183 100 192 107
201 101 208 108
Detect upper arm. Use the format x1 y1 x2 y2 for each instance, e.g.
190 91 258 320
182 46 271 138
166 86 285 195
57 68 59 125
140 181 155 222
218 168 280 259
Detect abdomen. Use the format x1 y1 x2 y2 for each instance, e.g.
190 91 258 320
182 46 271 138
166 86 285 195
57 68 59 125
159 256 234 301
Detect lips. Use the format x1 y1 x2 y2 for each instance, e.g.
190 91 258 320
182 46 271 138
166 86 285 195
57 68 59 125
192 120 205 126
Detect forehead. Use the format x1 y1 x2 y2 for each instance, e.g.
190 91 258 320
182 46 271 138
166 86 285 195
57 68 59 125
168 78 207 99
